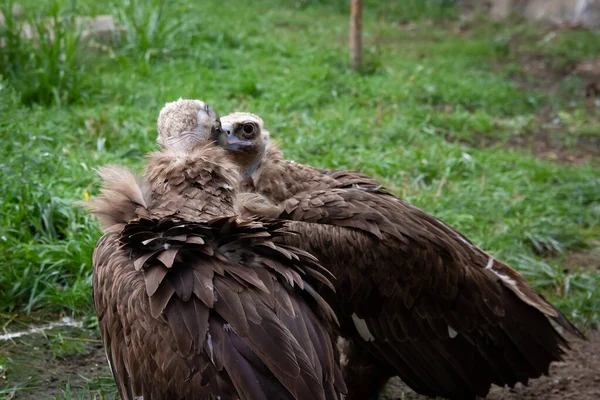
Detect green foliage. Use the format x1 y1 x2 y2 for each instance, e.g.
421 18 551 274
49 333 86 359
112 0 185 65
536 28 600 65
292 0 459 20
56 379 116 400
0 0 91 106
517 256 599 330
376 0 458 21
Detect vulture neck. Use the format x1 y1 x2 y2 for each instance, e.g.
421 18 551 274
249 143 285 188
144 145 240 222
232 147 264 181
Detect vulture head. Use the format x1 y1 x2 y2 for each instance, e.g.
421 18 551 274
219 112 270 177
156 98 222 151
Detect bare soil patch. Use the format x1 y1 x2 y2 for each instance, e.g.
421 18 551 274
508 131 600 165
501 25 600 96
0 324 113 399
564 249 600 273
490 27 600 164
384 331 600 400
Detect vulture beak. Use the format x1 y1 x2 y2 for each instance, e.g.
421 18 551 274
221 122 253 151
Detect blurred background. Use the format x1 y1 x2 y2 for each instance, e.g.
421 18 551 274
0 0 599 398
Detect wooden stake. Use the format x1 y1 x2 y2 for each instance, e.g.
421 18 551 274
349 0 363 71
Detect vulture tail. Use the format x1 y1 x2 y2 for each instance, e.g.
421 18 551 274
491 286 572 376
221 323 294 400
487 258 586 340
435 286 577 399
350 284 582 399
547 297 586 339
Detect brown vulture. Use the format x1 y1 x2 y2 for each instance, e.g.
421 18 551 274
198 111 583 400
80 100 347 400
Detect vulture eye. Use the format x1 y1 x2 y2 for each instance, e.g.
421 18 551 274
242 123 255 135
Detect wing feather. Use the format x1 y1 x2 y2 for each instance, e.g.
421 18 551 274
250 179 582 399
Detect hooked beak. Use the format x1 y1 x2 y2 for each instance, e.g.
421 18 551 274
221 122 253 150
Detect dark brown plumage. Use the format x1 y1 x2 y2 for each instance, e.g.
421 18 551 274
215 112 585 400
80 101 346 400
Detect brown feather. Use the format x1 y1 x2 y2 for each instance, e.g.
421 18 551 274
143 263 169 297
171 264 194 301
213 278 250 336
227 265 270 293
192 268 215 307
133 251 159 271
156 248 179 269
149 279 175 319
165 300 193 356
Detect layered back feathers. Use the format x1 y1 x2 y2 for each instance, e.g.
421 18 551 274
143 144 241 222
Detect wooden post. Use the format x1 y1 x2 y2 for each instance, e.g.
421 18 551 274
349 0 363 71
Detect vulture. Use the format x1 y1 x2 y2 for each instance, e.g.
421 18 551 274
80 100 347 400
197 111 584 400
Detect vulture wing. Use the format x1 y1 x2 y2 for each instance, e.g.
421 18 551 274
316 167 391 194
92 215 346 400
260 187 584 400
249 150 391 203
92 234 137 400
249 150 390 203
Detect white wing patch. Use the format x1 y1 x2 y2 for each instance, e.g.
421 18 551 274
337 337 349 367
485 256 495 270
448 325 458 339
352 313 375 342
104 348 115 376
486 256 528 300
207 332 214 363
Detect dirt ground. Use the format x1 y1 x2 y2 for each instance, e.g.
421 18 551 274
483 26 600 166
0 324 114 399
1 324 599 399
507 131 600 165
384 331 600 400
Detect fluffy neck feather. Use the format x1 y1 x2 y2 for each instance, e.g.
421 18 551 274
247 142 297 203
252 142 284 178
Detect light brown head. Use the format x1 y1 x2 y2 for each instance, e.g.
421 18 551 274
219 112 270 178
156 98 222 152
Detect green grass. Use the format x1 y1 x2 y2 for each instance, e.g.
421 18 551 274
0 321 115 399
0 0 599 362
0 0 91 106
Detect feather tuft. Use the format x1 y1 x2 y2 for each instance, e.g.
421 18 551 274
76 165 151 230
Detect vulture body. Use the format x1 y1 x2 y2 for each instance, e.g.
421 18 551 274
81 101 346 400
212 112 585 400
